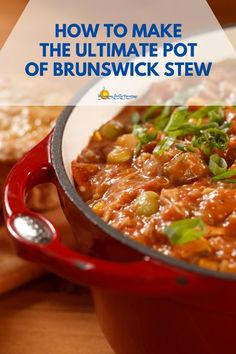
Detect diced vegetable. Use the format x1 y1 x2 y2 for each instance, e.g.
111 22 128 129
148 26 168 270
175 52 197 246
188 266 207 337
191 106 224 125
175 143 195 152
143 105 161 121
153 137 174 155
100 121 124 140
92 201 106 216
208 107 225 125
151 106 173 131
135 191 159 216
192 128 229 155
164 107 190 135
107 147 132 164
133 125 157 147
209 154 227 176
212 168 236 181
116 134 138 150
221 179 236 183
131 112 141 125
153 113 170 131
165 217 205 245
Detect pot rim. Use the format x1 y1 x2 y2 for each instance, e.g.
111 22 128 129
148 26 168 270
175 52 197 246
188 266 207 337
51 25 236 283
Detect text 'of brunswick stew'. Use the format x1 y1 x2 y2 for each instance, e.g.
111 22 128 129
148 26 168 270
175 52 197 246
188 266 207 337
72 102 236 274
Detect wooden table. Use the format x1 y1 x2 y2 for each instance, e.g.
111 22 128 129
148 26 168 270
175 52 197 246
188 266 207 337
0 208 113 354
0 275 112 354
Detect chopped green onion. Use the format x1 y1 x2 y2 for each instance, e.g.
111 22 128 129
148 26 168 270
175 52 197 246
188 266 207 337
212 168 236 181
192 128 228 155
208 107 225 125
222 179 236 184
161 106 173 117
153 114 170 131
175 144 195 152
165 218 205 245
209 154 227 176
199 122 220 130
164 107 189 134
131 112 141 125
190 107 209 122
133 125 157 146
220 122 231 131
164 106 227 139
153 137 174 155
168 124 197 137
152 106 173 131
191 106 224 125
132 105 228 158
143 106 161 121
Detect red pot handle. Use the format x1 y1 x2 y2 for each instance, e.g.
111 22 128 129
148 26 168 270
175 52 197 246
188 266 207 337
3 133 196 293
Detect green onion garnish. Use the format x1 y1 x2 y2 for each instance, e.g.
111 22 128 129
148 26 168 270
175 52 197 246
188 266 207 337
153 137 174 155
175 144 195 152
192 128 228 155
131 112 141 125
165 218 205 245
164 107 189 134
222 179 236 184
133 125 157 146
209 154 228 176
190 106 224 124
212 168 236 181
143 105 161 121
153 106 173 131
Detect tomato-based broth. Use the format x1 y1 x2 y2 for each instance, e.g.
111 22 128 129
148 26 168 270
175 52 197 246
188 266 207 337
72 67 236 273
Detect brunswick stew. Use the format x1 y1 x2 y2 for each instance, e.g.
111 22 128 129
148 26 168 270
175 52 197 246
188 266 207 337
72 104 236 274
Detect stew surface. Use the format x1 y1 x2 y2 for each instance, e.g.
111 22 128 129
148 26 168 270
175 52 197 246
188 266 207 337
72 73 236 274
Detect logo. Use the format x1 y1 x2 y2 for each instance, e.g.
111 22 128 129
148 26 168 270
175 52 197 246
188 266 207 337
99 87 110 99
98 87 137 101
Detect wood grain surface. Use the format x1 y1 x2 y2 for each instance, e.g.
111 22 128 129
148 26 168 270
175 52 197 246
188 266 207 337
0 224 45 295
0 206 113 354
0 276 112 354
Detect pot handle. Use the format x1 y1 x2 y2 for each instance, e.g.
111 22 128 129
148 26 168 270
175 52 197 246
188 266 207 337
3 134 187 292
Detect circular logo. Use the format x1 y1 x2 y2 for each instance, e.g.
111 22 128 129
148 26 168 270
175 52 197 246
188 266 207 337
99 88 110 99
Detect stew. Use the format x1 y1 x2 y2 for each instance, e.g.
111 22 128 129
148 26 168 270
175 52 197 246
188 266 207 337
72 71 236 274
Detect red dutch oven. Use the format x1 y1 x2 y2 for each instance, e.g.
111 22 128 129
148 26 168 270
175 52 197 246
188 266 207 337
3 25 236 353
3 102 236 354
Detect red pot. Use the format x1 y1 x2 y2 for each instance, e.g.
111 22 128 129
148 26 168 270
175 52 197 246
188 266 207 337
3 103 236 354
4 108 236 354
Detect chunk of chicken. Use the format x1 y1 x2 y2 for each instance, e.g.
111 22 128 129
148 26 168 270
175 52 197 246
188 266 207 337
164 152 208 185
72 161 100 201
